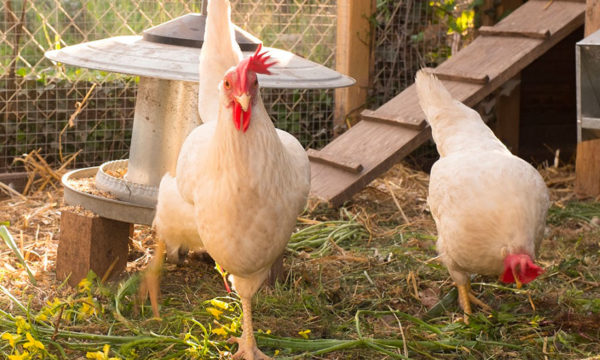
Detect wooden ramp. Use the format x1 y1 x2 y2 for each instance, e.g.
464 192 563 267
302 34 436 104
309 0 585 206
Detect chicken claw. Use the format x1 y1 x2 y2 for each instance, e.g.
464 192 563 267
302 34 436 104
139 240 166 318
228 336 271 360
228 296 272 360
457 281 491 324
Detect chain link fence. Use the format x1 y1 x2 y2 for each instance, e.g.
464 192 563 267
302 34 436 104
1 0 446 174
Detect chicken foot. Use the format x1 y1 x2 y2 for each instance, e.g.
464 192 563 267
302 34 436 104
457 280 492 324
139 239 166 318
228 296 271 360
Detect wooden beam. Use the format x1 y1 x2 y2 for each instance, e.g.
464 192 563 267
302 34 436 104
479 26 550 39
57 210 132 286
307 148 363 174
575 139 600 197
575 0 600 197
585 0 600 36
334 0 374 135
361 109 426 130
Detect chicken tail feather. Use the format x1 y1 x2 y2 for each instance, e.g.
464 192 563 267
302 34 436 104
415 69 455 125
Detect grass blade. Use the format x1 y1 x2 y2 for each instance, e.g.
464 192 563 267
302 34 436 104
0 225 37 285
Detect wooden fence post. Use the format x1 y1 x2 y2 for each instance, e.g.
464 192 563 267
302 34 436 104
575 0 600 198
334 0 375 136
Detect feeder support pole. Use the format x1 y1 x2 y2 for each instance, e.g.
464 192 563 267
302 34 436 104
575 0 600 197
334 0 375 136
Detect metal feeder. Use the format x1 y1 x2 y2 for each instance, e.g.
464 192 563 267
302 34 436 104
47 12 354 227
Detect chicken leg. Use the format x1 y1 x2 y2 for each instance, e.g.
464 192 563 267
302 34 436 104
139 239 166 318
457 280 492 324
228 296 271 360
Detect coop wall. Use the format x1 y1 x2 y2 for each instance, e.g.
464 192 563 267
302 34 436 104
518 27 584 163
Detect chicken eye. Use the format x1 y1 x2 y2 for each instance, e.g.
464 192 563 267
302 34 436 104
254 79 258 87
224 80 231 89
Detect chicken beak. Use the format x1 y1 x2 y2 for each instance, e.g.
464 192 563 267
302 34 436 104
234 93 251 112
512 266 523 289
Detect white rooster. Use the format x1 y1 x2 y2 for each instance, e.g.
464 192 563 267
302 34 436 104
174 45 310 359
415 70 549 322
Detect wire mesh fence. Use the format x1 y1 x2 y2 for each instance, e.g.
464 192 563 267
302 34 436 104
1 0 447 174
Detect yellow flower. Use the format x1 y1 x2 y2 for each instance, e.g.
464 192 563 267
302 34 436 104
274 349 280 356
298 329 311 339
46 297 62 309
206 307 223 320
14 317 30 334
78 277 92 293
209 299 229 311
8 350 30 360
35 313 48 322
23 332 44 351
86 344 120 360
78 299 98 320
1 332 20 348
212 327 228 337
228 321 239 332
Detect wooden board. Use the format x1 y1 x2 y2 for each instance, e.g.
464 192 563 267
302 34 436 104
309 0 585 205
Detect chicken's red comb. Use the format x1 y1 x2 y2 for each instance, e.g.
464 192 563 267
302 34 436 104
234 43 276 93
247 43 277 75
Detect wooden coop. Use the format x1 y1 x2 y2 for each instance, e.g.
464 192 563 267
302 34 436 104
310 0 588 206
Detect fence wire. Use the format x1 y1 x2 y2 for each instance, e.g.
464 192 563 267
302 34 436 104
1 0 444 174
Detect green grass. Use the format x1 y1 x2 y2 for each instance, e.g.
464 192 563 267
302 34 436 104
2 195 599 359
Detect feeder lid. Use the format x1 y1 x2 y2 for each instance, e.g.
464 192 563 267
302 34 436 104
142 13 260 51
45 14 354 89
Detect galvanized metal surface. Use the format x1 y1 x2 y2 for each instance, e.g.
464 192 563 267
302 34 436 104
63 167 155 225
143 13 260 51
127 77 201 187
577 28 600 142
45 36 355 89
95 160 158 207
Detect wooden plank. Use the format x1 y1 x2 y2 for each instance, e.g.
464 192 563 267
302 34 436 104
334 0 374 134
310 121 431 205
479 26 550 39
307 148 363 174
359 85 427 129
585 0 600 36
433 71 490 84
575 139 600 197
493 0 585 35
361 109 425 130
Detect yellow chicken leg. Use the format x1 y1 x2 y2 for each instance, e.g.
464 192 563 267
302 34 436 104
139 239 166 318
228 296 271 360
457 280 492 324
457 283 472 324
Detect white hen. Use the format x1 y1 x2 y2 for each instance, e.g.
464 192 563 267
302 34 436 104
415 70 549 322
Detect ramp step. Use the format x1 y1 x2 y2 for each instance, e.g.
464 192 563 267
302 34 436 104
361 110 426 130
479 26 551 39
307 149 363 174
